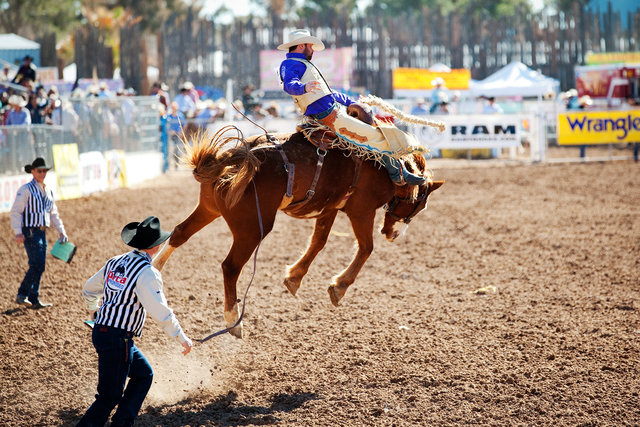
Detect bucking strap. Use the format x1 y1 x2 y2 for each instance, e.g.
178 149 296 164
267 134 295 209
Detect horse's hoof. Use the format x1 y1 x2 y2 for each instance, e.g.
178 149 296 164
228 323 243 339
327 285 342 307
283 277 300 296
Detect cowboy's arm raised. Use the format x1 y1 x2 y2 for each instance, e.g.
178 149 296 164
136 267 192 355
280 60 310 95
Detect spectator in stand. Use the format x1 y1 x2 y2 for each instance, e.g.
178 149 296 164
151 82 170 110
26 93 45 124
241 84 261 116
432 92 450 115
97 82 113 99
167 101 186 169
6 95 31 125
1 64 11 82
410 98 429 116
11 55 37 87
173 84 196 118
50 97 80 143
429 77 447 113
1 91 11 123
182 81 200 104
482 96 503 114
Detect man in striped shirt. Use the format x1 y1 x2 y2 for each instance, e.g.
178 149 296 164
10 157 68 308
79 216 192 427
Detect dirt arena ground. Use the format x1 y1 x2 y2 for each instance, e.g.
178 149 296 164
1 152 638 426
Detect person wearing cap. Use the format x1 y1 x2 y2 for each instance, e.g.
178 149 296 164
278 29 427 186
429 77 447 113
6 95 31 125
11 55 37 86
173 84 196 117
151 82 171 109
1 64 11 82
10 158 68 308
78 216 192 427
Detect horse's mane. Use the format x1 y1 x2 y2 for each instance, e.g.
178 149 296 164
181 126 261 208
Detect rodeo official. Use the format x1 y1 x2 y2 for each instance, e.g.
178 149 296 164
278 29 427 186
10 157 68 309
78 216 192 427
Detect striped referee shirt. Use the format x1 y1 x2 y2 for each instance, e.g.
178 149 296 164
10 179 65 236
82 250 188 344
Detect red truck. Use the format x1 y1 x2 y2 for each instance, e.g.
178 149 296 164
575 63 640 102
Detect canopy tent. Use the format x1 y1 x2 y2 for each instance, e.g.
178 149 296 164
0 33 40 67
470 61 559 98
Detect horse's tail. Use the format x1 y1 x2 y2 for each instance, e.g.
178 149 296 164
181 125 260 208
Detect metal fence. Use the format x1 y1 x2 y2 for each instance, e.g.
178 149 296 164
0 97 161 176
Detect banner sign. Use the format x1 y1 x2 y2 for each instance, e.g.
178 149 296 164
411 114 522 149
105 150 128 189
79 151 108 195
393 68 471 90
52 143 82 200
0 175 31 213
586 52 640 65
558 110 640 145
259 47 354 91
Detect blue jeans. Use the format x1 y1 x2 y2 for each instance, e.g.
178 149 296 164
17 227 47 302
77 326 153 427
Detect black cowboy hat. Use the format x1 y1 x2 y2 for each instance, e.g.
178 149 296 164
23 55 33 61
24 157 51 173
121 216 172 249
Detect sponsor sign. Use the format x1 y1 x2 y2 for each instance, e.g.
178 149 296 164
558 110 640 145
411 114 522 149
52 143 82 200
260 47 354 91
393 68 471 91
79 151 108 195
105 150 128 189
0 175 31 213
586 52 640 65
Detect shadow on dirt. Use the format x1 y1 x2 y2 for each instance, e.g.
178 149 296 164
59 390 321 426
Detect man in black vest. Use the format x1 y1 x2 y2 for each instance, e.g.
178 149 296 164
78 216 192 427
10 157 68 308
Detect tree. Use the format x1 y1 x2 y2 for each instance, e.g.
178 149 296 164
0 0 79 39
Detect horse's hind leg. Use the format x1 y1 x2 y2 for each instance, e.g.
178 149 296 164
284 211 338 296
327 210 375 307
152 203 220 271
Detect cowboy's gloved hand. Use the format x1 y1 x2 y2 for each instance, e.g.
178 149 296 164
58 233 68 244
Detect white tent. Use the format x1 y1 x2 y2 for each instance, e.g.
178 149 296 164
470 61 559 98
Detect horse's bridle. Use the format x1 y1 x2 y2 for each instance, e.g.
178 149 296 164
384 187 428 224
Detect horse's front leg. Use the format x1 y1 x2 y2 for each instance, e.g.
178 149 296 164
327 211 375 307
152 202 220 271
284 210 338 296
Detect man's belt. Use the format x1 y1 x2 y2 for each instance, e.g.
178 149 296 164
310 103 335 120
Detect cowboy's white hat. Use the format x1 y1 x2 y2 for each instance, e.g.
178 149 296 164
277 29 325 51
8 95 27 107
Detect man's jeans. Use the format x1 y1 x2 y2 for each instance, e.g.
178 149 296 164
17 227 47 302
77 326 153 427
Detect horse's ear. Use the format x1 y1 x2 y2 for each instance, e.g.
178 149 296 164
429 180 444 193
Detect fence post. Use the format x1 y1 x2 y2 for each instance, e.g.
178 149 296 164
160 114 168 173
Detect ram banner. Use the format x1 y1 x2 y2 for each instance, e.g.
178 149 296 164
411 114 522 149
558 110 640 145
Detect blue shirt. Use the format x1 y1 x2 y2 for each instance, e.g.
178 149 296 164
6 108 31 125
280 52 354 116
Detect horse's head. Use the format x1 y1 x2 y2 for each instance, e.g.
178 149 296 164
381 179 443 241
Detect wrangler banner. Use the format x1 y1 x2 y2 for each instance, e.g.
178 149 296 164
558 110 640 145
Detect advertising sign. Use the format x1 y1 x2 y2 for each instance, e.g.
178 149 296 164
557 110 640 145
260 47 354 91
0 175 31 213
52 143 82 200
411 114 522 150
105 150 128 189
393 68 471 91
79 151 108 195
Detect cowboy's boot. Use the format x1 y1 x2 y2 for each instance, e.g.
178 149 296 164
381 155 426 186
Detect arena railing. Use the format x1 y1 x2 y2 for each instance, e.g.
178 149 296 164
0 96 161 176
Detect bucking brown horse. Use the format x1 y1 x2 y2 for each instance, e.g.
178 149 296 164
153 125 443 338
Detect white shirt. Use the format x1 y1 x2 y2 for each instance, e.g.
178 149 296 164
10 180 65 236
81 253 189 345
